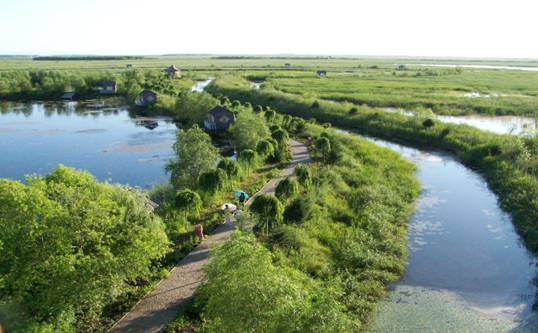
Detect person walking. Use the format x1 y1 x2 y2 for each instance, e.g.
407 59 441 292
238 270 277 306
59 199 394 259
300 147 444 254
194 224 204 242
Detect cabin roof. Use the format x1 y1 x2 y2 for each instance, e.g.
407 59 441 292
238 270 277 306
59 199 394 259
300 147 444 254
209 105 233 116
166 64 180 71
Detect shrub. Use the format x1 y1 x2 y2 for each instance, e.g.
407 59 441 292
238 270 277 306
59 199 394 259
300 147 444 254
423 118 435 128
275 177 300 200
217 158 240 179
250 194 283 235
283 197 313 224
316 137 332 161
198 169 227 194
238 149 257 165
265 110 276 121
294 164 313 188
175 189 202 216
312 101 320 109
349 107 358 115
271 128 289 144
200 232 354 332
256 139 275 157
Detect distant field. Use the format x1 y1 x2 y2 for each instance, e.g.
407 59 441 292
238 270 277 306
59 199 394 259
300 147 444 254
1 55 538 72
255 67 538 115
2 55 538 116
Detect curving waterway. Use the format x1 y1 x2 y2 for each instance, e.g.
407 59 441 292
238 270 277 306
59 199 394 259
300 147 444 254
339 133 538 332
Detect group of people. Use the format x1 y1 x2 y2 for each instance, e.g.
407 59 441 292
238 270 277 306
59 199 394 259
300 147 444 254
194 192 248 243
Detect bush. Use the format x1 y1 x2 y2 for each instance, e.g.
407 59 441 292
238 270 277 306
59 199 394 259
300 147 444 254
294 164 313 188
271 128 289 144
423 118 435 128
265 110 276 121
250 194 283 235
217 158 240 179
283 197 313 224
256 139 275 157
275 177 299 200
349 107 358 115
175 189 202 216
198 169 227 194
200 232 354 332
315 137 332 161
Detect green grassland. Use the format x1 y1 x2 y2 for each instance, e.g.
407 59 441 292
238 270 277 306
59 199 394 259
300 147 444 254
3 55 537 116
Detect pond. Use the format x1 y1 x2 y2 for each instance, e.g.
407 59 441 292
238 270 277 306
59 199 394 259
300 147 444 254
355 135 538 332
383 107 536 136
0 101 177 187
191 78 214 92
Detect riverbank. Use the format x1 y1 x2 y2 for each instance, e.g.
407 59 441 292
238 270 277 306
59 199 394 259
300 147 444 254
166 119 419 331
207 77 538 255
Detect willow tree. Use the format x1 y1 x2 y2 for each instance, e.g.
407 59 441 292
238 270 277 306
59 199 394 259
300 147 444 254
166 125 220 189
249 194 283 236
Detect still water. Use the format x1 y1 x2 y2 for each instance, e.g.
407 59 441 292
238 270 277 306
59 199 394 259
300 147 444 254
383 107 536 136
358 136 538 332
0 101 176 187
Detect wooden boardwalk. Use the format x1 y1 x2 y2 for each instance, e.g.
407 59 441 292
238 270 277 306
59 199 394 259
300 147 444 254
109 139 310 333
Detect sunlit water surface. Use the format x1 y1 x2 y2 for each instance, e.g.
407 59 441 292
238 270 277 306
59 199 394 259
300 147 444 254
360 136 538 332
0 101 176 187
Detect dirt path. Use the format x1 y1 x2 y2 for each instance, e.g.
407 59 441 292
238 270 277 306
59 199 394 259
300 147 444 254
109 139 310 333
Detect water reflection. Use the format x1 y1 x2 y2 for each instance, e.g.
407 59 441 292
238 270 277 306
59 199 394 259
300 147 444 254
348 136 538 332
0 101 177 187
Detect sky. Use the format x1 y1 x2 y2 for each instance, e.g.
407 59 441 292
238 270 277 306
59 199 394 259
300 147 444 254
1 0 538 58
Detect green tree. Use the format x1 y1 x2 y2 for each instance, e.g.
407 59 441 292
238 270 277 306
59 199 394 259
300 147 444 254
238 149 257 175
271 128 289 144
283 197 313 224
175 189 202 217
217 158 240 179
200 232 354 332
275 177 299 200
0 166 168 331
249 194 283 235
256 139 275 158
166 125 220 189
231 110 270 150
315 137 332 161
294 164 313 188
198 169 227 194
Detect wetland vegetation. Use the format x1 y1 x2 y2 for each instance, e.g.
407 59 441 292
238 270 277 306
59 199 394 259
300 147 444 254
2 56 538 332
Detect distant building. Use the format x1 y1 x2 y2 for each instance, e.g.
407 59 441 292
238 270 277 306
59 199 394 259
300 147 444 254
135 89 157 107
316 70 327 77
204 105 236 131
165 64 181 78
396 64 406 70
61 92 77 100
97 81 117 95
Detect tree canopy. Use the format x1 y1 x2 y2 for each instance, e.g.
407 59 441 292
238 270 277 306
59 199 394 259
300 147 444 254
166 125 220 189
0 166 168 331
231 110 270 151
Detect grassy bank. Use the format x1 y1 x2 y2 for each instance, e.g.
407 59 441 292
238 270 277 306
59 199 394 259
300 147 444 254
167 112 419 331
207 76 538 254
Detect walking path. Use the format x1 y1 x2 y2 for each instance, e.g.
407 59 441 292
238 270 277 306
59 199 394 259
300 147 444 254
109 139 310 333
